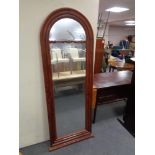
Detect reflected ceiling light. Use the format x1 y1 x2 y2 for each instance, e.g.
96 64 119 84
105 7 129 12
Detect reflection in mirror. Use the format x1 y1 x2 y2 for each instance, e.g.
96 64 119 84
49 18 86 136
49 18 86 41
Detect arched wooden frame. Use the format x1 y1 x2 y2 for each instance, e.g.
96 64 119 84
40 8 94 151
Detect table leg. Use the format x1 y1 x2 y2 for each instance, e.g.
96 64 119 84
92 88 97 123
109 65 111 72
93 104 97 123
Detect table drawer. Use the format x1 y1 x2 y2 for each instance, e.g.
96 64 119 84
97 85 130 104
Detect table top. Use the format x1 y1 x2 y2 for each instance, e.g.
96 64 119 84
93 71 132 89
108 61 134 70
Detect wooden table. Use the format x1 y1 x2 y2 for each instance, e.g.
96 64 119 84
108 60 134 72
92 71 132 123
120 58 135 135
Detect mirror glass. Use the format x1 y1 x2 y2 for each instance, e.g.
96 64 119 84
49 18 86 136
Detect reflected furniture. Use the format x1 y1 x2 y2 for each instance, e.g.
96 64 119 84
67 48 86 73
51 48 86 88
92 71 132 123
51 48 70 77
51 48 69 63
53 70 85 89
67 48 86 62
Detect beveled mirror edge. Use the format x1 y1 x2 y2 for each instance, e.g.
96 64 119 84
40 7 94 151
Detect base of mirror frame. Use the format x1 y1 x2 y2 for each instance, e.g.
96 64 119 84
49 129 93 151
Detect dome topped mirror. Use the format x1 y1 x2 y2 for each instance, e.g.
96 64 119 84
40 8 94 151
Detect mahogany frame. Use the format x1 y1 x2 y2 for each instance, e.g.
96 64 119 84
40 8 94 151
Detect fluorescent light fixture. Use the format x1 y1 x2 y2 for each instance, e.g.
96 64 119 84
125 20 135 24
106 7 129 12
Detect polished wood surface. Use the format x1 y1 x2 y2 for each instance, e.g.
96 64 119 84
94 38 104 74
93 71 133 123
49 130 93 151
92 88 97 109
40 8 94 151
93 71 132 89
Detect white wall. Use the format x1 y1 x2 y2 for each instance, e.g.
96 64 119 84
19 0 99 148
108 26 135 46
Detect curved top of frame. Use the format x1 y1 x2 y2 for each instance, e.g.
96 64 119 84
40 8 94 44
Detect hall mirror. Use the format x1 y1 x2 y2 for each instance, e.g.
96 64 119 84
50 18 86 137
40 8 94 151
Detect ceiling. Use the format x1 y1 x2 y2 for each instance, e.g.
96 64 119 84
49 0 135 41
99 0 135 27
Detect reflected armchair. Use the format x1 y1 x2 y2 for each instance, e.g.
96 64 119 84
67 48 86 73
51 48 70 77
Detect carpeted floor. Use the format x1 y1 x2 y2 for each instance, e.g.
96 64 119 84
20 97 135 155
